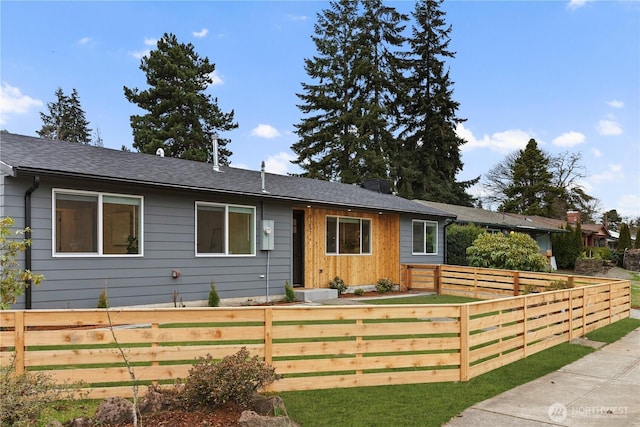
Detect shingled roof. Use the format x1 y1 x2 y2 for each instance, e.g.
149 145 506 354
415 200 566 233
0 133 453 217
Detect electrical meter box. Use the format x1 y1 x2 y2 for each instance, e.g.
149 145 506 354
261 220 275 251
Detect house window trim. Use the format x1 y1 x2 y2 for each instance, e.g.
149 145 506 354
412 219 438 256
325 215 372 256
195 201 257 257
52 188 144 258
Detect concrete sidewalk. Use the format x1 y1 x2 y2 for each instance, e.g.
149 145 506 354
444 325 640 427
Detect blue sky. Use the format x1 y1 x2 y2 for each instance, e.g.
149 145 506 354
1 1 638 219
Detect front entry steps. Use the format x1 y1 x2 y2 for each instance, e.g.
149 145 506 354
293 288 338 302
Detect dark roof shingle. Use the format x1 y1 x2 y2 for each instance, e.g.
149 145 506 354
0 133 453 217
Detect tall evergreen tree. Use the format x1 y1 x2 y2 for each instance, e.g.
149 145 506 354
38 88 92 144
124 33 237 163
395 0 477 205
500 139 558 216
634 227 640 249
292 0 405 183
618 223 632 250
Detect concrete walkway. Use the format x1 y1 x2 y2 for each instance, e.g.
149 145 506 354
445 321 640 426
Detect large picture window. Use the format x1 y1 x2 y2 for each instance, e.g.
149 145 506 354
54 190 142 256
412 220 437 255
326 216 371 255
196 202 255 256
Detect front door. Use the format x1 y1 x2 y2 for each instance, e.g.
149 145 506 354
292 210 305 287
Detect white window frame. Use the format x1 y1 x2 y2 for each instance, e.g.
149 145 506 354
412 219 438 255
52 188 143 257
195 201 256 257
325 215 372 256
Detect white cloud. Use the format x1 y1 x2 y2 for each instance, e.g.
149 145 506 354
209 70 223 86
251 124 281 139
193 28 208 38
286 14 307 21
78 37 92 45
568 0 589 10
607 100 624 108
596 119 622 136
264 152 296 175
0 83 43 124
552 131 585 147
617 194 640 217
129 38 157 59
457 123 533 154
129 49 150 60
592 148 602 158
590 163 623 184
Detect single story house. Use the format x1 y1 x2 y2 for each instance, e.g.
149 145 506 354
414 200 568 256
0 133 453 309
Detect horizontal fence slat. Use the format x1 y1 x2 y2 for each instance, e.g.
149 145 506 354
1 266 629 396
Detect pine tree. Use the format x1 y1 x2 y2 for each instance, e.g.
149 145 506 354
124 33 237 163
634 227 639 249
292 0 405 183
501 139 557 216
38 88 92 144
395 0 477 205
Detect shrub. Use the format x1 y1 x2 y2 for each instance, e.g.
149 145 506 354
208 282 220 307
182 347 280 409
446 224 486 266
552 224 583 269
329 276 348 295
375 278 395 293
1 217 44 309
97 288 109 308
1 361 75 426
283 281 296 303
354 288 365 296
466 232 549 272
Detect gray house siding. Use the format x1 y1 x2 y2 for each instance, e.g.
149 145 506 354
399 213 447 265
5 175 292 309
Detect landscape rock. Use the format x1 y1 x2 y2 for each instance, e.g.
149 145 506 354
64 417 93 427
251 394 286 416
93 396 134 426
45 420 64 427
239 410 299 427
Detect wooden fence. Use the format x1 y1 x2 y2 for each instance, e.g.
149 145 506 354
0 266 631 398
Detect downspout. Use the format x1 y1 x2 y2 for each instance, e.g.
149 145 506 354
443 218 455 265
24 176 40 310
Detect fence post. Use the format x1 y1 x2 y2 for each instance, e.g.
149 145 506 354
460 304 469 381
608 283 613 325
513 271 520 296
406 265 413 290
14 311 25 375
435 265 441 294
264 307 273 364
568 288 574 341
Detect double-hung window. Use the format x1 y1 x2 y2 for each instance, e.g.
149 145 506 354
53 190 142 256
196 202 255 256
412 219 437 255
326 216 371 255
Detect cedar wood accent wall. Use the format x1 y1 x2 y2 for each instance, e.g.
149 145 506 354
300 207 400 288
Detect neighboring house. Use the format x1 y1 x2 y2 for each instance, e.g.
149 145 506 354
530 212 613 249
414 200 567 256
0 133 453 309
